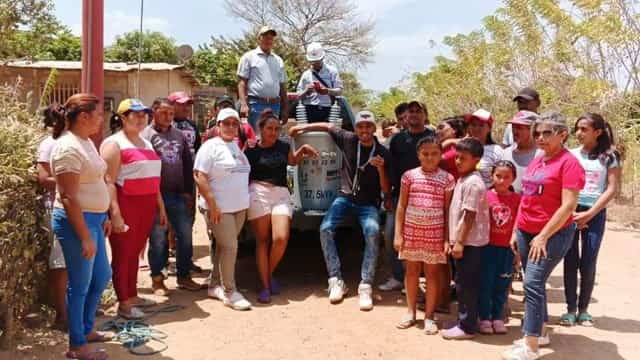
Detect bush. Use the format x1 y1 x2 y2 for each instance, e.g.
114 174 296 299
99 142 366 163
0 79 49 348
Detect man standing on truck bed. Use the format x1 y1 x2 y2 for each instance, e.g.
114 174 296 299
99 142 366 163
237 25 289 133
379 101 436 292
288 111 393 311
296 42 343 123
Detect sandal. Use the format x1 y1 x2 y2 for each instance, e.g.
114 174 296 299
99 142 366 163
396 315 416 329
559 313 577 326
66 348 108 360
132 298 157 308
424 319 439 335
117 307 146 320
87 331 113 343
577 312 595 327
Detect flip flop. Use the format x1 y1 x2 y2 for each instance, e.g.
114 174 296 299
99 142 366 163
66 348 108 360
87 331 113 343
396 315 416 329
559 313 577 326
117 307 146 320
577 312 595 327
132 298 157 308
424 319 439 335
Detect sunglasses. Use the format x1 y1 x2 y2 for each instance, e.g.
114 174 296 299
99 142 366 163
532 130 555 139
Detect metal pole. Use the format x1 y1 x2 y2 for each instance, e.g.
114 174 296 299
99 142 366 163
137 0 144 98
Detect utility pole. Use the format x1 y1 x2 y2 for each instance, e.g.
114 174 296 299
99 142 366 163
82 0 105 145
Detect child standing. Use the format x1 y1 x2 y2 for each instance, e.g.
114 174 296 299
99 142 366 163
478 161 521 335
394 136 455 334
442 138 490 340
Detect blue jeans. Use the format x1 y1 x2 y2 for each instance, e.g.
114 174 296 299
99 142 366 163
478 245 514 321
383 196 404 282
517 224 576 337
148 192 193 278
319 197 380 284
563 207 607 313
454 245 484 334
51 209 111 348
248 99 280 134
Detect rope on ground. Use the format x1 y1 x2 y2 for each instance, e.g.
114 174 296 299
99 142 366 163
99 304 185 356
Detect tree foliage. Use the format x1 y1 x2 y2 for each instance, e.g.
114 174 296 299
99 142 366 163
223 0 375 69
105 30 178 64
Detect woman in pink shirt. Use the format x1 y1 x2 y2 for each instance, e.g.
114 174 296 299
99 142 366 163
101 99 167 319
504 112 585 360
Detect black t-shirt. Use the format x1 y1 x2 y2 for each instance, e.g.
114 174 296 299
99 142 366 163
245 139 290 187
329 127 393 207
389 128 436 196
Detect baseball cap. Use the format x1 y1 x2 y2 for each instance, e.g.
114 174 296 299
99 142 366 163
508 110 539 126
167 91 193 104
407 100 427 111
215 95 234 107
258 25 277 36
464 108 494 126
355 110 376 125
513 87 540 102
216 108 240 123
306 42 325 62
117 98 151 114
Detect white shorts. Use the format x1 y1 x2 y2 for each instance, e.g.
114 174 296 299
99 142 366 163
247 182 293 221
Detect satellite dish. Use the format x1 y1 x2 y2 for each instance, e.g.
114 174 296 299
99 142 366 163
177 44 194 63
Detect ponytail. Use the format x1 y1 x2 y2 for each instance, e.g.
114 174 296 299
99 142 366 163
42 104 66 138
574 113 620 166
44 93 100 139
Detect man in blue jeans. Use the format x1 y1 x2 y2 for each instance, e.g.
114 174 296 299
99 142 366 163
289 111 393 311
141 98 203 294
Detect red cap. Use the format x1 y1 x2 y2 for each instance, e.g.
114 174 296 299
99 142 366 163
167 91 193 104
464 108 494 126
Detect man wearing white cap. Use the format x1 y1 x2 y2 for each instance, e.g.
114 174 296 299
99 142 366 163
288 111 393 311
296 42 343 123
237 25 289 133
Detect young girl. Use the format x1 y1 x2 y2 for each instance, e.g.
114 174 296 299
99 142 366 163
478 161 521 335
394 136 455 334
561 113 621 326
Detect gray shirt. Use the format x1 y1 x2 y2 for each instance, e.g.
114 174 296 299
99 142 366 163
141 124 194 194
502 145 543 193
237 47 287 99
296 64 342 107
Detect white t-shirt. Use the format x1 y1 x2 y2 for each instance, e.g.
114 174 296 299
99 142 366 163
37 136 56 207
478 144 504 187
502 145 543 194
194 137 251 213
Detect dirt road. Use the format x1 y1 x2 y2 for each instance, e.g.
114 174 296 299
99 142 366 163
4 215 640 360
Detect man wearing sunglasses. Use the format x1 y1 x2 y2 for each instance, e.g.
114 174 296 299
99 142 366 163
288 111 393 311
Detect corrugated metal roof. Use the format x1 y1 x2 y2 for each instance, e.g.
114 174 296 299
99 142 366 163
2 60 186 72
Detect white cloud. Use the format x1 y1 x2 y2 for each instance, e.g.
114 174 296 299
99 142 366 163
104 10 170 44
353 0 417 19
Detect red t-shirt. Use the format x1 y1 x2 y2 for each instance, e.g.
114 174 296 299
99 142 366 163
440 145 459 179
516 148 585 234
487 190 521 247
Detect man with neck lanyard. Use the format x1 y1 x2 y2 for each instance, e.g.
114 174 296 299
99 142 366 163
296 42 343 123
379 101 436 292
237 25 289 134
289 111 393 311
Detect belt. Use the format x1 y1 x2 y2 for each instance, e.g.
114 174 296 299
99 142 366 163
249 96 281 104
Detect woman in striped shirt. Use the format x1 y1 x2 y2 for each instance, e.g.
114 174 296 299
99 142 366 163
101 99 167 319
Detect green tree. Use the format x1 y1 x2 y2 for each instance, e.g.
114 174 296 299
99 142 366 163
370 87 409 119
340 72 372 110
105 30 178 63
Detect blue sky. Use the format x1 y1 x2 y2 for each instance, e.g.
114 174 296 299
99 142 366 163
53 0 503 91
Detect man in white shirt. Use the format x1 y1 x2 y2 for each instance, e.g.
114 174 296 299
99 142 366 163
296 42 343 122
237 26 288 133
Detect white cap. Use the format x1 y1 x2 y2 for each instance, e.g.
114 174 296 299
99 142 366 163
306 42 325 62
355 110 376 125
216 108 240 123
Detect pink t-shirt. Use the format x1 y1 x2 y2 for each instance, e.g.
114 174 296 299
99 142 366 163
487 190 521 247
516 148 586 234
440 145 459 179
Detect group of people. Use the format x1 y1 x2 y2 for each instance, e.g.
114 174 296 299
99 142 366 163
35 23 621 360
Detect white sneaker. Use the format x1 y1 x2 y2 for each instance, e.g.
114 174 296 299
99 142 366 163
328 277 347 304
358 283 373 311
378 277 403 291
207 285 226 301
502 343 540 360
223 290 252 311
512 333 551 347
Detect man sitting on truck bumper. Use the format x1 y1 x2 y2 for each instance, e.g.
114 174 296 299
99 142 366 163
289 111 393 311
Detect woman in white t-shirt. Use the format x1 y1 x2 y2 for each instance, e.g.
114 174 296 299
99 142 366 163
194 108 252 311
464 109 504 187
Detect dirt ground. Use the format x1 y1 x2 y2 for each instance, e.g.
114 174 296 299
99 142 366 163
3 213 640 360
